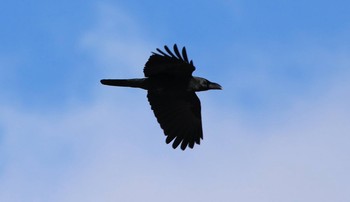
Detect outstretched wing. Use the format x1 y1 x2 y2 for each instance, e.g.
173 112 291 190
144 44 195 78
147 91 203 150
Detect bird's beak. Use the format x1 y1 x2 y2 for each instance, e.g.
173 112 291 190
209 82 222 90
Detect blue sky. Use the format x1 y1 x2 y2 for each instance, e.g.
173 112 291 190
1 0 350 201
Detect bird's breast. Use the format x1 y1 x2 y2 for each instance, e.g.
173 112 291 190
147 76 191 92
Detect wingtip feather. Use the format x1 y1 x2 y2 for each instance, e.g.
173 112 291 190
164 45 176 58
173 44 183 60
182 47 189 63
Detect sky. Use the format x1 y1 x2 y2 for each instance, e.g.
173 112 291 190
1 0 350 201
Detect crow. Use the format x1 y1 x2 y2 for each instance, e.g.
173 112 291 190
101 44 222 150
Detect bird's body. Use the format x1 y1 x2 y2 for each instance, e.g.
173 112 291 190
101 76 212 92
101 44 221 150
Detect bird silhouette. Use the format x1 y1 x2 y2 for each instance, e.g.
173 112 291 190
101 44 222 150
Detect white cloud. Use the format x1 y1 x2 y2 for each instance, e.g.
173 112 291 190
79 3 154 76
1 67 349 202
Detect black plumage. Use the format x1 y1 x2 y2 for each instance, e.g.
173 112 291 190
101 44 222 150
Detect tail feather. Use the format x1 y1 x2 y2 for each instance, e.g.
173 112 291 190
100 79 147 89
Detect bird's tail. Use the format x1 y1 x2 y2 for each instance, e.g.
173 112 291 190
100 78 148 89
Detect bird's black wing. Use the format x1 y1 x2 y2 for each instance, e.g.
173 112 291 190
144 44 195 78
147 91 203 150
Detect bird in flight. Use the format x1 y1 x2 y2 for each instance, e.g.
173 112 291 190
101 44 222 150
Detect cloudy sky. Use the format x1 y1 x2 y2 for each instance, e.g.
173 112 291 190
1 0 350 201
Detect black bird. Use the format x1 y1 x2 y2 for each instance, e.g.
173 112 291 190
101 44 222 150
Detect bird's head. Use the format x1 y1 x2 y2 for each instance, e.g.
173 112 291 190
192 77 222 92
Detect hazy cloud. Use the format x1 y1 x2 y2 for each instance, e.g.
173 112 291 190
1 1 349 202
80 3 154 76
